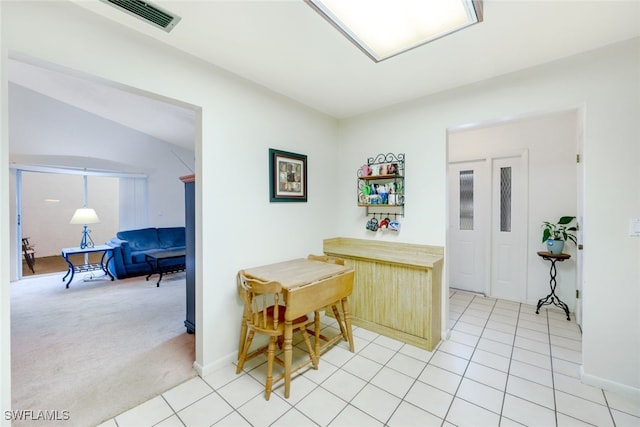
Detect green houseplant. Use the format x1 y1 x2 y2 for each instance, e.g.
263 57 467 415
542 216 577 254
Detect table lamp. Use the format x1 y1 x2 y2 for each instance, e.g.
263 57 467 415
69 208 101 249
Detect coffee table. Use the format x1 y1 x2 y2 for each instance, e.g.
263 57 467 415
145 250 186 286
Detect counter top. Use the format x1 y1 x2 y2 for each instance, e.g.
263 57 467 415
323 237 443 269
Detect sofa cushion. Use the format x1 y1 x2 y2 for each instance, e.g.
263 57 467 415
130 250 150 264
133 247 185 264
116 228 160 252
157 227 186 249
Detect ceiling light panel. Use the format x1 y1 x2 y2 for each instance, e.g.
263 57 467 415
306 0 483 62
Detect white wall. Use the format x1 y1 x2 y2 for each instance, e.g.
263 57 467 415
0 2 10 421
0 1 340 415
0 5 638 422
336 40 640 395
448 111 579 309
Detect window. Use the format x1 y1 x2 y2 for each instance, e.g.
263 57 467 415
500 167 512 232
459 170 474 230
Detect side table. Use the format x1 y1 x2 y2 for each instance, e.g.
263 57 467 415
61 245 114 288
536 251 571 321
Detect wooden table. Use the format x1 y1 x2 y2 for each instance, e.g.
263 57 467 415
242 258 355 398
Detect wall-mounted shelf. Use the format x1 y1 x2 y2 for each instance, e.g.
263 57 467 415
357 153 405 218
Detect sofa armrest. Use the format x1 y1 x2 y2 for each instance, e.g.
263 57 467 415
106 238 131 279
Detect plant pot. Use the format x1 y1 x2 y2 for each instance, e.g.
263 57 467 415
546 239 565 254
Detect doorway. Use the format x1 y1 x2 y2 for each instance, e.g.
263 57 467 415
7 57 200 422
447 109 580 309
447 153 527 300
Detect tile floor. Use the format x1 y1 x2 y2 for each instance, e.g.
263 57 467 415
99 291 640 427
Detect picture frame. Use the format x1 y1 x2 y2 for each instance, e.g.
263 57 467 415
269 148 307 202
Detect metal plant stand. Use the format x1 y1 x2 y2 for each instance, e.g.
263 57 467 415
536 251 571 321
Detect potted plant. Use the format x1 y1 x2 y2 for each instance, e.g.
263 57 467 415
542 216 577 254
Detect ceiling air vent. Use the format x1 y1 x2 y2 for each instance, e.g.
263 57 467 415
100 0 181 33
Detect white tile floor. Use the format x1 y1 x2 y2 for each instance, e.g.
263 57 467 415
99 291 640 427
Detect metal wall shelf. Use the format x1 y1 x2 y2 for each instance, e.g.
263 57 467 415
357 153 405 218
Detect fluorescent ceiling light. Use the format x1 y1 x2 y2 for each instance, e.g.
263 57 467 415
306 0 483 62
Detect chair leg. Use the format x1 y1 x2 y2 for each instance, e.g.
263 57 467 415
236 330 254 374
238 320 248 360
331 304 348 341
341 298 355 353
25 255 35 274
265 337 276 400
299 324 318 369
23 250 35 274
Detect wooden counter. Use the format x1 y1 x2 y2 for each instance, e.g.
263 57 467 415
323 237 443 351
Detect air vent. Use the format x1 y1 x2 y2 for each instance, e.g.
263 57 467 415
100 0 181 33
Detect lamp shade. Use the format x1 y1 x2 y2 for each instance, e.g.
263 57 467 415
69 208 101 225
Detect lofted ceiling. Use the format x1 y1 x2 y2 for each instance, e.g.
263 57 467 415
9 0 640 150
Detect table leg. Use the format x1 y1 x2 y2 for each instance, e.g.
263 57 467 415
283 320 293 399
100 251 115 281
62 256 75 288
145 260 154 282
314 311 321 361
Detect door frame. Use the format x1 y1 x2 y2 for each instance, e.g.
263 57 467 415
575 107 585 326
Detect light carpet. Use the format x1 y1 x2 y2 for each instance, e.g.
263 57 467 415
10 272 196 427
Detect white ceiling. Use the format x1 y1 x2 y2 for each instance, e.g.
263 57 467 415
9 0 640 149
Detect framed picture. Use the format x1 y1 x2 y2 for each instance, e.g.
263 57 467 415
269 148 307 202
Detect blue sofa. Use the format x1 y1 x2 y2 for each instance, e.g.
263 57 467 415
106 227 186 279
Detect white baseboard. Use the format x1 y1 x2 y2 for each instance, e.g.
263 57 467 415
580 365 640 399
193 351 237 378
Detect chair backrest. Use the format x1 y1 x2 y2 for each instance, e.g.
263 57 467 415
307 254 345 265
238 270 284 333
22 237 34 251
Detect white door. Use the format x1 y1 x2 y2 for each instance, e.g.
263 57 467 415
448 160 489 294
490 155 527 301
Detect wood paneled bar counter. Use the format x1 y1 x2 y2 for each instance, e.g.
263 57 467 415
323 237 444 351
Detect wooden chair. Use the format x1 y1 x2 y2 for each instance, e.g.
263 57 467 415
236 270 318 400
307 254 354 355
236 273 288 361
22 237 36 274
